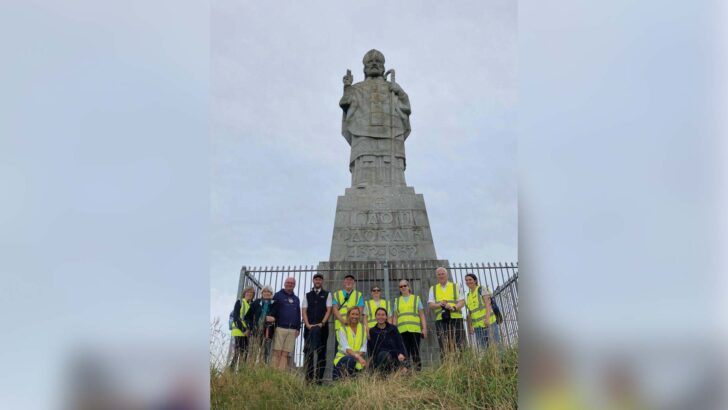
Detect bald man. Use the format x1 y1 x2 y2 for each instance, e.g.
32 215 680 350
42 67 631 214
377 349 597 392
268 277 301 370
428 267 466 358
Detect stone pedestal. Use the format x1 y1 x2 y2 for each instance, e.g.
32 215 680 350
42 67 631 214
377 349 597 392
329 185 438 262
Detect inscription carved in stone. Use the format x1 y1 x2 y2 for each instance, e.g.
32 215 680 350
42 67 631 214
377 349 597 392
335 226 429 243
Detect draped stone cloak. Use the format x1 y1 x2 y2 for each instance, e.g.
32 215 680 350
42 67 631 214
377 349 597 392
340 77 411 173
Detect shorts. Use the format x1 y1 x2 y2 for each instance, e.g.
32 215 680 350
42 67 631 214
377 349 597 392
273 327 298 353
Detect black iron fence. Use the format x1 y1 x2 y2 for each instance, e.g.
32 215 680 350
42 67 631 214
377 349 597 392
234 262 518 370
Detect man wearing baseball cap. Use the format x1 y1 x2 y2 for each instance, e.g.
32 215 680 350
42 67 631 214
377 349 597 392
332 273 364 354
302 273 332 384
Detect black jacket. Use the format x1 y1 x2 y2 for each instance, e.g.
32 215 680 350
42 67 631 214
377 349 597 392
367 323 407 358
244 298 275 335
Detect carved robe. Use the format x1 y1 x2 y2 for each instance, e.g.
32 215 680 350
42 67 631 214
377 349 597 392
340 76 411 186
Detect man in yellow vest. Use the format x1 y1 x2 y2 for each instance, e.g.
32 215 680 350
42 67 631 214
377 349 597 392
229 286 255 370
332 274 364 353
427 267 465 358
464 273 500 353
332 306 367 380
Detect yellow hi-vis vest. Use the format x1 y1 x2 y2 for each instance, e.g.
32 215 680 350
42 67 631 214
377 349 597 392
366 299 389 328
231 299 250 337
395 295 422 333
467 286 496 328
431 282 463 320
333 290 363 333
333 322 365 370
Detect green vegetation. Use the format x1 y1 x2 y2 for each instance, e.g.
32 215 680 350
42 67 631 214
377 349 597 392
210 347 517 409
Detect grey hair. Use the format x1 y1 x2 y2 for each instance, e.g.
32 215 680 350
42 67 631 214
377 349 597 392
261 286 274 294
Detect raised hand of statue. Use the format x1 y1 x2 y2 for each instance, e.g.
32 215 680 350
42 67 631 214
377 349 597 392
343 69 353 86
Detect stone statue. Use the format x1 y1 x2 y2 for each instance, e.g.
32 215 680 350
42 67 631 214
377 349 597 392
340 49 411 188
327 50 442 262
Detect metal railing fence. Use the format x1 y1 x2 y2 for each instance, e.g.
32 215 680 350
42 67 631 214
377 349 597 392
234 262 518 370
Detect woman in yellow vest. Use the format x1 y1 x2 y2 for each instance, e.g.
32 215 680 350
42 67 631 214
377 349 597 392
333 306 367 380
464 273 500 352
229 286 255 369
365 285 389 330
392 279 427 370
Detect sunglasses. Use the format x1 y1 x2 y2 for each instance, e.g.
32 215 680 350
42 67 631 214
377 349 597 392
399 285 408 288
372 289 381 292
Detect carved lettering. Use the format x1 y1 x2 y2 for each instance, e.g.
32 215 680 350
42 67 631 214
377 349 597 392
376 246 386 258
338 228 351 241
344 227 432 244
413 228 424 241
392 229 405 241
364 230 376 242
344 244 419 260
380 212 393 224
399 211 413 226
351 230 363 242
367 213 378 225
378 230 391 242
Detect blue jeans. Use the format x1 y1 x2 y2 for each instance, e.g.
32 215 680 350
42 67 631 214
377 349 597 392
474 325 501 353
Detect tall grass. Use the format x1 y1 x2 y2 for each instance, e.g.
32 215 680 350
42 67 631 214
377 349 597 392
210 320 517 409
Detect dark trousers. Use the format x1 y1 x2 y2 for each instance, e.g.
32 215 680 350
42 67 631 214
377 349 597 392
230 336 249 369
333 355 360 380
435 319 465 359
254 326 274 364
401 331 422 371
371 351 406 374
333 327 341 359
303 325 329 383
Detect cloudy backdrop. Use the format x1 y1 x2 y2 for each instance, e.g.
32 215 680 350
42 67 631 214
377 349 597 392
210 1 516 322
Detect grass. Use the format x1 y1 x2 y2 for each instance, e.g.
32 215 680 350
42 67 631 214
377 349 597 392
210 320 517 410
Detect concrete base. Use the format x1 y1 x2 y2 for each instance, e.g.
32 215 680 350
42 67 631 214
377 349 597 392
329 185 439 262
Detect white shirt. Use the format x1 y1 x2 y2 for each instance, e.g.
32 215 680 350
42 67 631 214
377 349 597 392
337 326 367 353
301 288 333 309
427 282 465 304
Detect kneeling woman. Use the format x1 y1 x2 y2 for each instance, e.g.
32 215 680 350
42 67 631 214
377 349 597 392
333 306 367 380
368 307 408 374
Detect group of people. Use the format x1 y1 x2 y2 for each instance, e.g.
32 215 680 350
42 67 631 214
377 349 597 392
229 267 501 383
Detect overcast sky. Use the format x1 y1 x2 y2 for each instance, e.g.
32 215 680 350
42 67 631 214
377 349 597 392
210 0 517 322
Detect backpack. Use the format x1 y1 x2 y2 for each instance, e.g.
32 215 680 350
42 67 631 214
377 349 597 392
491 296 503 324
